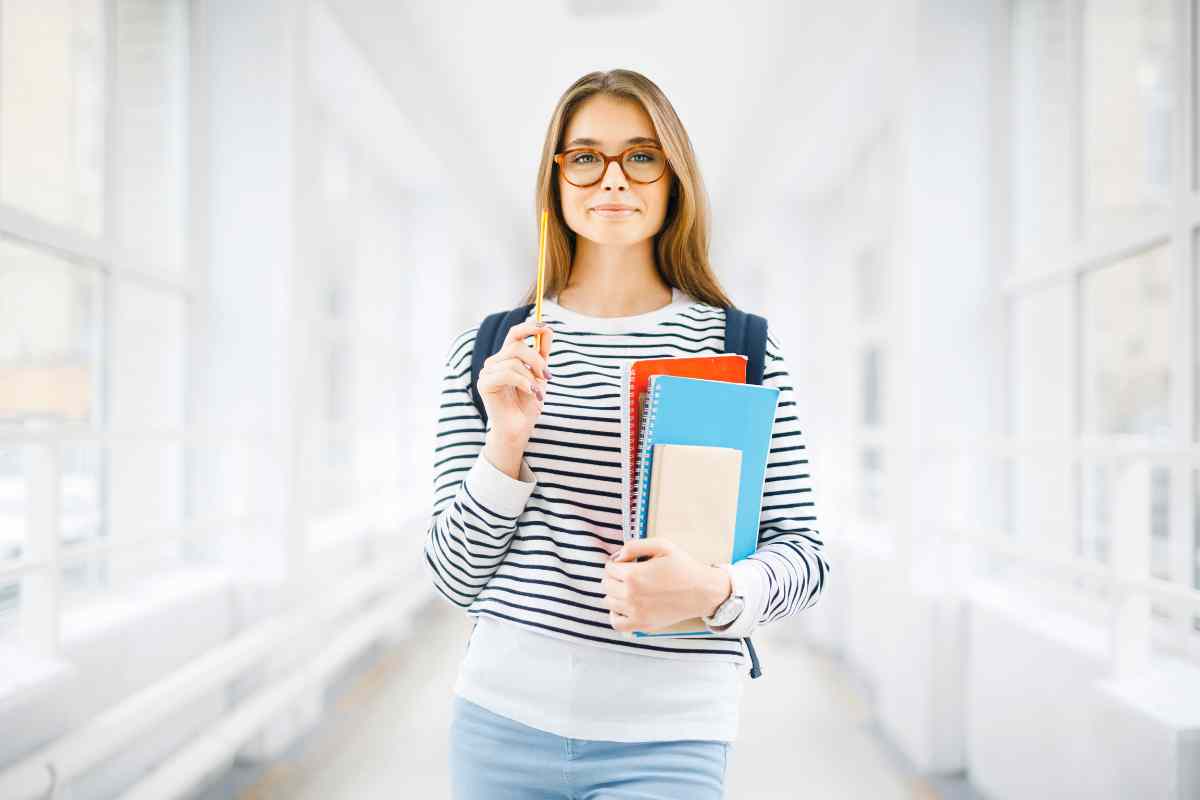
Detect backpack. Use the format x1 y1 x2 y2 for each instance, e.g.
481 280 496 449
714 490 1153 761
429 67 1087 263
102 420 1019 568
467 301 767 679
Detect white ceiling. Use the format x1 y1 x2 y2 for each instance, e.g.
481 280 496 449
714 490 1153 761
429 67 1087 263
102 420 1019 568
325 0 894 266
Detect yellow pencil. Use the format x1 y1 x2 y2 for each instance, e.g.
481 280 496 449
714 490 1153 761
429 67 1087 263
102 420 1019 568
534 208 548 350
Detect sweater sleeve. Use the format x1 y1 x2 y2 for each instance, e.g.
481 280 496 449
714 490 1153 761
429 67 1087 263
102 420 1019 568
706 325 830 639
423 327 538 609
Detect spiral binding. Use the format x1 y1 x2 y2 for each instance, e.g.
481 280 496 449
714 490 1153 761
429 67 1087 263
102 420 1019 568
626 366 641 540
630 377 662 540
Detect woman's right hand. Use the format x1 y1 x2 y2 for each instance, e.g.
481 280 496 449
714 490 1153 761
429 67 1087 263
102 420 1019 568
477 320 554 446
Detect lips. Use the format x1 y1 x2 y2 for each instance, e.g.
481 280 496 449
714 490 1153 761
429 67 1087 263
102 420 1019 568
591 205 638 218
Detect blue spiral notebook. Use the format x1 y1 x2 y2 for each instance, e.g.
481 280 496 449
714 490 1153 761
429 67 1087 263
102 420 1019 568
629 374 781 638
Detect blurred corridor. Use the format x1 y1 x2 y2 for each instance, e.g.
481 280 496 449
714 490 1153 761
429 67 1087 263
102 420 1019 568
194 602 978 800
1 1 1198 798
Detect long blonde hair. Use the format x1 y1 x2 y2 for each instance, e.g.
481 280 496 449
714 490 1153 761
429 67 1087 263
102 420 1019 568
520 69 734 309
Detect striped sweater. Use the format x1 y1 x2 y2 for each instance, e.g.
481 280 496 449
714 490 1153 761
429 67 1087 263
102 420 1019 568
424 288 829 670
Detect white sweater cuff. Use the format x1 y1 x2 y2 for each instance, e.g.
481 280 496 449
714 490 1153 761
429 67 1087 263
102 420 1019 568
464 450 537 519
705 557 769 639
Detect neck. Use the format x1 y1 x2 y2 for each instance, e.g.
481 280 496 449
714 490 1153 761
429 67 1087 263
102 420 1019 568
557 238 673 318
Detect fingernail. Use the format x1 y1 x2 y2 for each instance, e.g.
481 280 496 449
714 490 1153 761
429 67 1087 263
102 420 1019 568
544 368 552 379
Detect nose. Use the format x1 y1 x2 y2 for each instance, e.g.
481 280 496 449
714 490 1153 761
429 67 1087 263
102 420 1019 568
602 158 628 191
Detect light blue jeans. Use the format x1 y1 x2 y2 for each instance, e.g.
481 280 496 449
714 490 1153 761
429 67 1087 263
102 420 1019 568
449 695 729 799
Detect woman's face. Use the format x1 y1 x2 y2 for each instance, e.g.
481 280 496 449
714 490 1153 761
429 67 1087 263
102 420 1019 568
557 94 673 246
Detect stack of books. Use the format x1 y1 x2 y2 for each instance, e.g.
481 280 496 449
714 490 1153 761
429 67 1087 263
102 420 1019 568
616 356 780 637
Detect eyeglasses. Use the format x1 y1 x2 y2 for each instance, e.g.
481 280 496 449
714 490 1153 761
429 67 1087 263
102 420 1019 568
552 144 669 187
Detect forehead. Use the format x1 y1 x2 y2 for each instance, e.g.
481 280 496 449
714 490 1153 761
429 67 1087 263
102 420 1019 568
563 94 658 149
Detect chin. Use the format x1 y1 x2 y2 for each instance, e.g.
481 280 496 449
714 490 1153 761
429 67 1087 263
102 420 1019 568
586 227 649 245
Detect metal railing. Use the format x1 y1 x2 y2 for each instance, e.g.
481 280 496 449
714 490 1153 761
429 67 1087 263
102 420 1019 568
0 428 280 656
815 426 1200 672
0 545 428 799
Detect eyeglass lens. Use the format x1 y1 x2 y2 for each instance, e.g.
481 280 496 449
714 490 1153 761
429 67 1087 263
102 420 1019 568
561 148 665 185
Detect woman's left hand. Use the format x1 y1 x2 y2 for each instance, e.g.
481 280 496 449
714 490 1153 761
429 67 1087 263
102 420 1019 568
600 538 729 633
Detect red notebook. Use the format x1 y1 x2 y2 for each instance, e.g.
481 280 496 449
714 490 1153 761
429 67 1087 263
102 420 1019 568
618 354 748 539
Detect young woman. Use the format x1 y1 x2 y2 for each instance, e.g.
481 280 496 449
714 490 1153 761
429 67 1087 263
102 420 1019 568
426 69 829 799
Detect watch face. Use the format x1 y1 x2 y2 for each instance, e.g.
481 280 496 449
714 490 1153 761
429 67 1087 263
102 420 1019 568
713 594 745 626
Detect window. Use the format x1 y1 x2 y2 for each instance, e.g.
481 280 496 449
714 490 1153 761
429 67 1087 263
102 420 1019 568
861 346 882 427
0 1 189 643
1078 246 1171 566
1081 246 1171 440
114 0 188 274
1 0 106 235
841 133 897 527
0 240 102 427
305 105 417 521
1080 0 1175 238
1194 469 1199 598
1007 0 1195 663
0 241 105 617
1011 0 1073 259
1010 284 1074 554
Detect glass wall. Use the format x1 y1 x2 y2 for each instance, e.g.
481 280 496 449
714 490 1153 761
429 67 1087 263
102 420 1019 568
1007 0 1194 662
0 0 189 634
304 105 417 525
1080 0 1174 239
0 0 106 235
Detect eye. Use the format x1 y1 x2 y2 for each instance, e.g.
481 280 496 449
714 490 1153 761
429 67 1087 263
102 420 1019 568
571 152 598 164
628 150 660 163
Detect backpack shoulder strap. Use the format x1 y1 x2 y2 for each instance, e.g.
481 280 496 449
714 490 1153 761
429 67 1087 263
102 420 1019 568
469 304 536 428
724 306 769 386
723 304 770 679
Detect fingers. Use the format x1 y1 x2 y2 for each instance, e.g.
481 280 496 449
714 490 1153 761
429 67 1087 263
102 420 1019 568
601 569 639 632
489 338 550 379
478 358 546 400
486 321 553 379
506 360 547 400
507 321 555 368
603 560 632 582
599 576 632 622
599 574 628 597
493 358 547 399
502 319 554 349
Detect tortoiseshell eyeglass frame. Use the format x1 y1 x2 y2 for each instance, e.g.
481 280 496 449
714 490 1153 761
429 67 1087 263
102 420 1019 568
552 144 670 187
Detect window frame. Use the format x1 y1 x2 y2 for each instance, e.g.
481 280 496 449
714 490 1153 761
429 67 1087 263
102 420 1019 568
1000 0 1199 665
0 0 202 655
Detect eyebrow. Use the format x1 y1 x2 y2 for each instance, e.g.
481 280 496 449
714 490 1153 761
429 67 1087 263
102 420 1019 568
565 136 660 148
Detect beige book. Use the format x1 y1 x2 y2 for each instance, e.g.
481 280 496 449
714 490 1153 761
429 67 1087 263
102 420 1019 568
642 443 742 635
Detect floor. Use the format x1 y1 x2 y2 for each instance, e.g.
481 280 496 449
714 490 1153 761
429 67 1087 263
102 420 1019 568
196 598 986 799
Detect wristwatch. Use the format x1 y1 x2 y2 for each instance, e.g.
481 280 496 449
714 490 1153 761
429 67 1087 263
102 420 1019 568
702 563 745 630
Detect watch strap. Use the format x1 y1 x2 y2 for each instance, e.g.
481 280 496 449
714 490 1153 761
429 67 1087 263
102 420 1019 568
703 563 745 628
